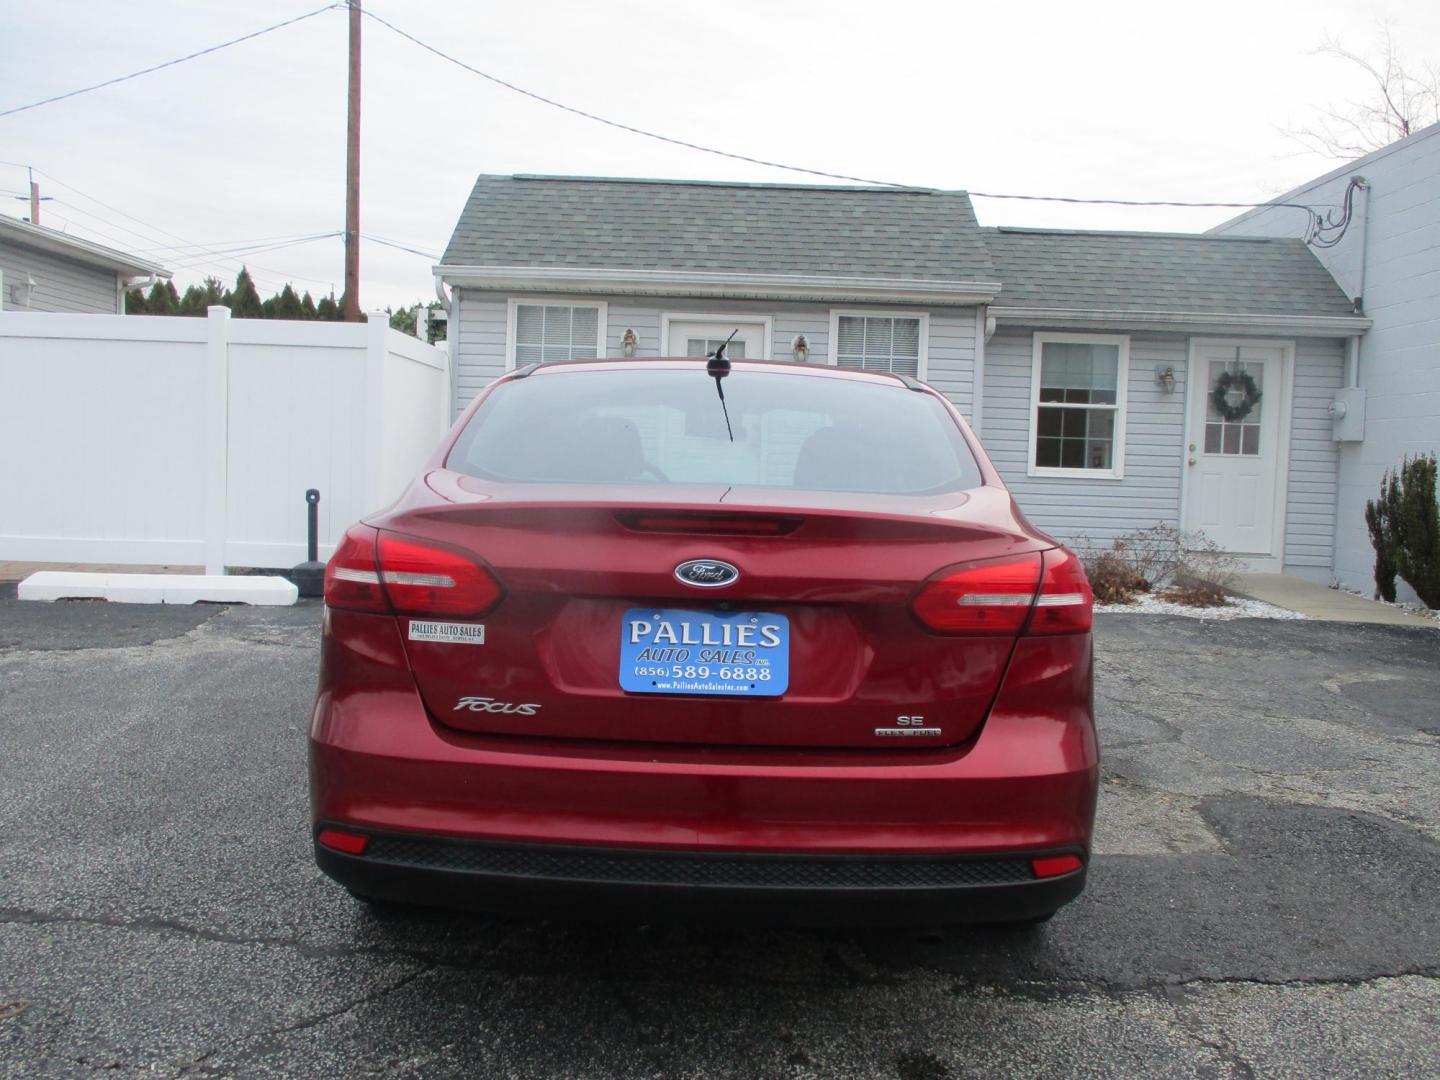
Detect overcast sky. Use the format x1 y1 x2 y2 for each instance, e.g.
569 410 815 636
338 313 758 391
2 0 1437 309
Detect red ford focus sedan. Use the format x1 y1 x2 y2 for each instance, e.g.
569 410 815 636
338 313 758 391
310 357 1098 925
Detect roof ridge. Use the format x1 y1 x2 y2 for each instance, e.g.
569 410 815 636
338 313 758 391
986 225 1284 243
499 173 946 195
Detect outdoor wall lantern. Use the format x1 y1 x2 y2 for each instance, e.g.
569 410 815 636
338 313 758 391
1154 365 1176 393
792 334 810 363
621 328 637 357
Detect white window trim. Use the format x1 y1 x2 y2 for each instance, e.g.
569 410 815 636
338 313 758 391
504 297 609 371
1026 332 1131 481
658 312 774 360
826 309 930 380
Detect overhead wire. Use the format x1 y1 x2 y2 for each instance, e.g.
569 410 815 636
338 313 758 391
3 6 1357 274
362 8 1353 246
0 4 342 119
44 195 301 291
362 234 440 260
359 8 912 190
36 177 337 290
164 232 342 271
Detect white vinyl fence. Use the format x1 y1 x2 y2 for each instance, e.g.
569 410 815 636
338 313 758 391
0 306 451 571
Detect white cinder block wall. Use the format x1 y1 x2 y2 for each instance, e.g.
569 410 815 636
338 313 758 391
1212 123 1440 600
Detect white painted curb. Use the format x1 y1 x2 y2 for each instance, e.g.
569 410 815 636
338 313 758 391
17 572 299 607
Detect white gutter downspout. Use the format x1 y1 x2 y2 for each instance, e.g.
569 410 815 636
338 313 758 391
971 305 988 435
436 274 458 421
1347 177 1371 389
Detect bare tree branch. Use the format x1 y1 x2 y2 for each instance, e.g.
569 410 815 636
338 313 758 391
1285 24 1439 159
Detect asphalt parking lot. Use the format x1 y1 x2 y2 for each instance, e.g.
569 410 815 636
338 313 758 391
1 590 1438 1079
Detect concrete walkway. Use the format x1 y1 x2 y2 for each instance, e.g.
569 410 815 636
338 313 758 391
1233 572 1438 628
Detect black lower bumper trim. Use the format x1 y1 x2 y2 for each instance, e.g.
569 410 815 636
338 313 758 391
315 829 1086 926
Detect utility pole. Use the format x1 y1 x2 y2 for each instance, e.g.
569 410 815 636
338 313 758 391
14 167 52 225
342 0 362 321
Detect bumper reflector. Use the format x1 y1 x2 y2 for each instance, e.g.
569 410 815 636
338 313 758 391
1031 854 1083 879
317 828 370 856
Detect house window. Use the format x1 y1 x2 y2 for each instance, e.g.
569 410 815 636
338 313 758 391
831 312 926 378
1029 334 1129 478
511 302 604 366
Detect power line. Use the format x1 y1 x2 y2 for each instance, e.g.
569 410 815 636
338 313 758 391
38 178 336 288
360 8 913 190
0 4 341 119
363 233 439 260
165 232 342 271
360 9 1353 245
45 196 297 291
127 231 341 255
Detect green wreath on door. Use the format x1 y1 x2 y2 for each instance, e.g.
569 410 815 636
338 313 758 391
1211 370 1262 422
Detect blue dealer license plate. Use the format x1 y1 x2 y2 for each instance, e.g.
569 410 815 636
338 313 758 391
619 608 789 696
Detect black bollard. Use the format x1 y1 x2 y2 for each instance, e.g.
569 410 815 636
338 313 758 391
291 489 326 598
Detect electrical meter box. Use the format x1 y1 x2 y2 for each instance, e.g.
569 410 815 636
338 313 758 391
1331 387 1366 442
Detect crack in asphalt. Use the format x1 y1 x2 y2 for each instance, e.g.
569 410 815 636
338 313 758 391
173 966 436 1077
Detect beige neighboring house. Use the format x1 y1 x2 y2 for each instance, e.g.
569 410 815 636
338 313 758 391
0 213 169 314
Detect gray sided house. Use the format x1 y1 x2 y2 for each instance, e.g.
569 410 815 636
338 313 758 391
1211 121 1440 602
0 214 168 314
437 174 1370 580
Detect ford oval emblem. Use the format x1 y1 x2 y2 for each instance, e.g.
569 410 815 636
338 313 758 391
674 559 740 588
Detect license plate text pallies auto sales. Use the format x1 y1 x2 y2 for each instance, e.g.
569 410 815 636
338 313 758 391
618 608 790 696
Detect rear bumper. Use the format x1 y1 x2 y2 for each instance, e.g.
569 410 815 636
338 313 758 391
309 612 1098 921
316 831 1087 925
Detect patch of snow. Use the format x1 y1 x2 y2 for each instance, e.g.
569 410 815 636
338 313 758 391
1094 593 1308 620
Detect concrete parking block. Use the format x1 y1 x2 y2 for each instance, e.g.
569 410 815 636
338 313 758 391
16 571 297 606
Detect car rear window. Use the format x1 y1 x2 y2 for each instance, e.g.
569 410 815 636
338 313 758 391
447 367 983 495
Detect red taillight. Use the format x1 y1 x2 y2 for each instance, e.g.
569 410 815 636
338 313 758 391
376 533 502 617
1028 547 1093 636
324 524 387 613
910 547 1092 637
323 525 502 617
317 828 370 855
1031 854 1084 879
911 552 1043 634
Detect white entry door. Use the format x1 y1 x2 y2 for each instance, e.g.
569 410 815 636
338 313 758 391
1182 342 1288 556
664 317 770 360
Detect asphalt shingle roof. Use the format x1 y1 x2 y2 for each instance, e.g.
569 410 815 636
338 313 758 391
441 175 997 282
982 227 1356 317
441 175 1359 319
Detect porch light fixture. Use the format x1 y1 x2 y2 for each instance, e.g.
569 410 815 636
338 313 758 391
791 334 810 363
621 328 637 357
1154 365 1176 393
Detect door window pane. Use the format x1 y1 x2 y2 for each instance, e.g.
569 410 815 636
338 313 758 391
1204 357 1263 457
686 338 746 358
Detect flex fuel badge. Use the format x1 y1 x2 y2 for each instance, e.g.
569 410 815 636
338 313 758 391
408 620 485 645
